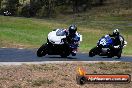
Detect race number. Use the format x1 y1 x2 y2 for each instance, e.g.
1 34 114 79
99 38 107 46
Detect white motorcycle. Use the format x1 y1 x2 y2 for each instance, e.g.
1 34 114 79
37 29 82 58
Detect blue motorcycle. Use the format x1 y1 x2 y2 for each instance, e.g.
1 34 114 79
89 35 123 58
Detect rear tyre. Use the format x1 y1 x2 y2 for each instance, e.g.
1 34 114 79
107 54 113 58
117 49 122 59
60 51 69 58
60 44 70 58
37 43 48 57
60 54 68 58
60 50 70 58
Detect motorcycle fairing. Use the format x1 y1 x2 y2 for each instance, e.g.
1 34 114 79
48 29 66 44
97 35 113 48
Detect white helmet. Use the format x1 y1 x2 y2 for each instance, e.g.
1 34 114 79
113 29 119 36
105 34 109 37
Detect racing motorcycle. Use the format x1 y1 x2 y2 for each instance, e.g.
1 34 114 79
37 29 82 58
89 35 127 58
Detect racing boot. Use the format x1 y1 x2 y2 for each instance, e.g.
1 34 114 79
71 49 77 56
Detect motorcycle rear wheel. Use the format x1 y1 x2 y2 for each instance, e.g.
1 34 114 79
117 49 122 59
60 51 69 58
60 54 68 58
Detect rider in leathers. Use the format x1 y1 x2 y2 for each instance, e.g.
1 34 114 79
109 29 125 56
64 24 80 56
52 24 80 56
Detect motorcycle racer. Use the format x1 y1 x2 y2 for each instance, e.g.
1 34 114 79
108 29 127 57
66 24 81 55
37 24 82 57
89 29 127 58
53 24 81 56
109 29 125 48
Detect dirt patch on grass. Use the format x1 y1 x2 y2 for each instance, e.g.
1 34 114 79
0 40 36 49
0 62 131 88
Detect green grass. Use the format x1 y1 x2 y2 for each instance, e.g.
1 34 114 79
0 16 53 47
0 16 132 55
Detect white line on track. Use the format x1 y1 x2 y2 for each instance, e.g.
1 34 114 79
0 61 121 66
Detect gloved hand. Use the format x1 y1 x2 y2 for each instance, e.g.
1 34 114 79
114 45 120 48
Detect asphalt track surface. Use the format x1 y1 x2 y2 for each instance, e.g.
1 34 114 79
0 48 132 64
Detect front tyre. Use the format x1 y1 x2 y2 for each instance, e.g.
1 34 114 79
37 43 48 57
89 47 97 57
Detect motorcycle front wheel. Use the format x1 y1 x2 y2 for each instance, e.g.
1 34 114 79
89 47 97 57
37 43 48 57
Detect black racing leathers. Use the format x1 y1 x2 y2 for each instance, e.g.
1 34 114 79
109 34 124 48
109 34 124 56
